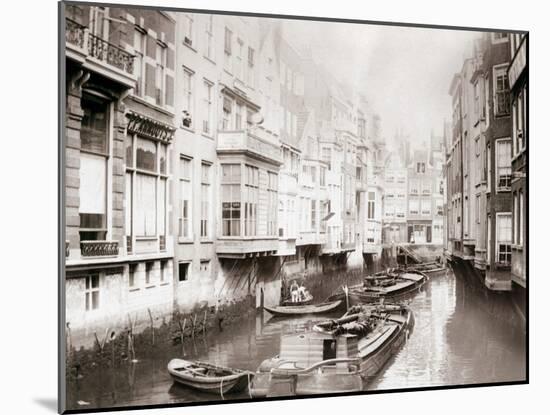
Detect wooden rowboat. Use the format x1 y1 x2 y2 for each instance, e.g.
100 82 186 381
167 359 252 395
264 300 343 317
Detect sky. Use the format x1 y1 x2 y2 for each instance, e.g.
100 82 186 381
279 19 485 149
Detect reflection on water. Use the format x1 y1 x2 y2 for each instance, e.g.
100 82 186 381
67 268 526 410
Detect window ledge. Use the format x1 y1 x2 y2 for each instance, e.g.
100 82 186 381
136 236 158 241
178 237 194 244
129 287 140 292
512 244 524 251
201 132 214 140
203 55 216 65
200 239 214 244
160 282 170 286
182 42 197 53
496 188 512 193
145 284 156 289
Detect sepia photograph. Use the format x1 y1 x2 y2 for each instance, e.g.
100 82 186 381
59 1 528 412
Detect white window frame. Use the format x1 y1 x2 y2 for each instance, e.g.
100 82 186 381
496 212 512 265
178 156 193 240
495 138 512 192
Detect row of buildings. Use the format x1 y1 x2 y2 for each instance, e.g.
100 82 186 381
445 31 527 300
63 4 444 345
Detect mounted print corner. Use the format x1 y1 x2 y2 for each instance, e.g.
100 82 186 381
59 1 528 413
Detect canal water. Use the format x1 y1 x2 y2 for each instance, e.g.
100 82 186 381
66 267 526 410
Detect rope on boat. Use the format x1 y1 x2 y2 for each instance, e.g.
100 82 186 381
220 376 225 400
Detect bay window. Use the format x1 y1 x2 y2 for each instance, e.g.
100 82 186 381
221 164 241 236
267 172 278 236
244 165 259 236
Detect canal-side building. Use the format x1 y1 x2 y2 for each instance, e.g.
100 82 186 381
362 114 385 266
407 148 436 244
64 4 176 346
508 32 527 297
430 131 445 245
382 150 408 245
446 32 514 292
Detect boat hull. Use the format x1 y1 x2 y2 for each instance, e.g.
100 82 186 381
250 307 414 397
167 359 251 395
264 300 343 317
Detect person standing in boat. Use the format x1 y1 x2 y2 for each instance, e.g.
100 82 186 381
290 280 300 303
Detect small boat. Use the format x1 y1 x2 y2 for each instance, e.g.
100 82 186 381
281 292 313 306
167 359 252 395
404 262 446 276
264 300 343 317
329 269 427 305
250 303 413 397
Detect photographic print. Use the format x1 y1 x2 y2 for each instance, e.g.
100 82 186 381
60 1 528 412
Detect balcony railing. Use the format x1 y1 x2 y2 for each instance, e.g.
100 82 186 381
80 240 119 257
88 33 134 75
65 18 135 77
217 129 282 165
65 18 86 49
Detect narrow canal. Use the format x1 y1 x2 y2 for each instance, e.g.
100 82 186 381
67 267 526 410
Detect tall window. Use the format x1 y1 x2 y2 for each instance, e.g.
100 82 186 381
154 43 167 106
204 15 213 60
322 147 332 171
496 213 512 265
247 47 255 87
421 198 431 216
179 157 192 239
409 179 419 195
183 14 194 47
476 194 481 224
222 96 232 130
221 164 241 236
513 86 526 154
409 198 419 215
474 79 480 121
487 144 492 191
320 166 327 187
133 28 146 96
496 139 512 191
368 192 376 219
80 95 108 242
202 80 213 135
182 68 193 127
416 162 425 173
126 133 168 246
311 200 317 229
518 189 524 246
494 66 510 116
224 27 232 72
244 165 259 236
200 163 211 238
267 172 278 235
235 38 244 81
85 274 100 311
